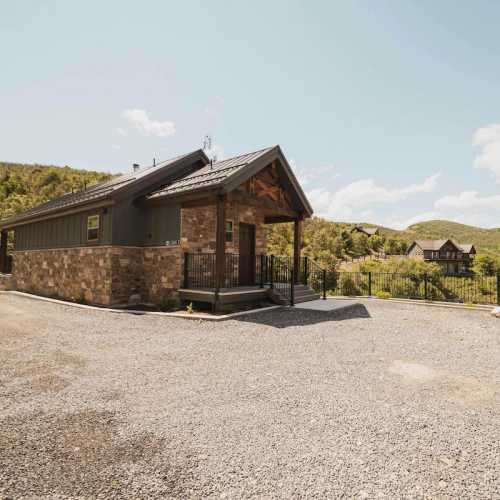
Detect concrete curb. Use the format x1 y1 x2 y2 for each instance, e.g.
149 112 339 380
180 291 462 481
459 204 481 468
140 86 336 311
329 294 496 313
0 290 282 321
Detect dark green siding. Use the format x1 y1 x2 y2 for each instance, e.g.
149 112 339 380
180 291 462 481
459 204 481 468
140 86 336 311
111 200 181 246
144 203 181 245
13 199 181 250
14 208 113 251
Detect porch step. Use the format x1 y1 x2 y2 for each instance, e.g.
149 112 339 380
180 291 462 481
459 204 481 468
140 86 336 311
267 284 321 305
294 293 321 303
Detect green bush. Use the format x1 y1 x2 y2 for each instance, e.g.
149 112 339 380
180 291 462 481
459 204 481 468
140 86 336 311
375 290 391 299
158 297 179 312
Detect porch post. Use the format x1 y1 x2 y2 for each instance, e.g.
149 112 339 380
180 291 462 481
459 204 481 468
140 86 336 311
0 230 7 274
214 194 226 311
293 217 302 284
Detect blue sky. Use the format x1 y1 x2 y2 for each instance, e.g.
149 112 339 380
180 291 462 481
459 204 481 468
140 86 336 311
2 1 500 228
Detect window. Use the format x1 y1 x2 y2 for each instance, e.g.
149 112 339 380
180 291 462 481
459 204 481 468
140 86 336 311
87 215 100 241
225 221 233 242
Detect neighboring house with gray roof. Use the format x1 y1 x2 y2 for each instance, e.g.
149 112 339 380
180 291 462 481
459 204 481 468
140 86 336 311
0 146 319 309
407 239 476 275
351 226 379 237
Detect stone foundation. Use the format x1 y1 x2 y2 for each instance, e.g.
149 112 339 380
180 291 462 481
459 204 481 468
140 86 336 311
0 273 13 291
11 246 184 306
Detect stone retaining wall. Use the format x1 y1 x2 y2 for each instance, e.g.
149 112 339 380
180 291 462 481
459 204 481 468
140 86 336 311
13 247 114 305
12 246 184 306
0 273 13 291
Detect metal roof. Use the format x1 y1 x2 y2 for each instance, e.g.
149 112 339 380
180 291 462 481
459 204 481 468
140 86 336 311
353 226 379 235
0 151 203 228
413 240 474 253
148 146 275 199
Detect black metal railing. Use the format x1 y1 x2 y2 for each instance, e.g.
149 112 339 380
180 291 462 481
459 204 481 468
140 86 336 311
183 253 217 289
269 255 294 304
301 256 327 299
329 272 500 306
183 253 329 306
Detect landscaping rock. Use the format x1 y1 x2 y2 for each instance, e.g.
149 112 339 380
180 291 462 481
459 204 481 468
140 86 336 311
491 306 500 318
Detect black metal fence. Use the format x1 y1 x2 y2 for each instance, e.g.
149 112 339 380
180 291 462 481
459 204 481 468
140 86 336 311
328 272 500 306
184 253 277 290
183 253 296 302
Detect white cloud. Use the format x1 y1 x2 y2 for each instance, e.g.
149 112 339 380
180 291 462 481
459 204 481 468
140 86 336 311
473 123 500 182
382 211 440 230
290 159 338 186
122 109 176 137
435 190 500 211
111 144 121 150
308 174 440 220
116 127 127 136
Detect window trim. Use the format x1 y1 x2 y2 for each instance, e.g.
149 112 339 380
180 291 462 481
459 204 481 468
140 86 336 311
225 220 233 243
87 214 100 242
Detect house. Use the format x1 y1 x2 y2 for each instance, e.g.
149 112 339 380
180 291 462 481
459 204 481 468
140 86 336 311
351 226 379 237
407 239 476 275
0 146 323 310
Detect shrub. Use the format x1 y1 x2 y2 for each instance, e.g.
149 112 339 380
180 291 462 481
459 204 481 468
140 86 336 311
158 296 179 312
186 302 194 314
375 291 391 300
339 276 362 296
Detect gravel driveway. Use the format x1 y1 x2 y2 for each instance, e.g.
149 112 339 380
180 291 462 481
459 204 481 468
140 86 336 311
1 293 499 498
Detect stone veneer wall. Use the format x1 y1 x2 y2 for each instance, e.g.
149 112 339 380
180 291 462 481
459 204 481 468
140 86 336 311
13 247 114 305
180 196 267 255
0 273 13 291
142 246 183 304
11 245 184 306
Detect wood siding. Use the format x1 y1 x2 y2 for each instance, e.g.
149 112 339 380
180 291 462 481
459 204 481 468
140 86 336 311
13 200 181 251
112 200 181 247
14 208 113 251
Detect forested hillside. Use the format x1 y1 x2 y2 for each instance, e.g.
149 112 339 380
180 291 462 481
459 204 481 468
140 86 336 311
0 162 112 220
267 218 500 271
391 220 500 254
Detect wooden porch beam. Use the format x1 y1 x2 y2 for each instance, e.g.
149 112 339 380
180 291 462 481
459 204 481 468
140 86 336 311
0 230 7 274
293 217 302 284
214 194 226 310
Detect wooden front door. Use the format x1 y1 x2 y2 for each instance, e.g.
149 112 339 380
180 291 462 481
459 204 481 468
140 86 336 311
238 223 256 286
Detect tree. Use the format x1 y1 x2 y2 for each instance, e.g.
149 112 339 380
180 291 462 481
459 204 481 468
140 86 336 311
473 254 500 276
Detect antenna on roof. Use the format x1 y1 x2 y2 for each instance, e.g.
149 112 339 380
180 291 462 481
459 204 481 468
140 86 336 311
202 134 212 151
202 134 217 167
133 163 140 173
153 158 156 167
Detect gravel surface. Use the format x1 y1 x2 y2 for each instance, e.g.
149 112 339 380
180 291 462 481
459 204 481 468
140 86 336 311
1 293 499 498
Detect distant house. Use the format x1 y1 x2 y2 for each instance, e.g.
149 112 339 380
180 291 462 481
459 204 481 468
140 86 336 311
407 239 476 275
0 146 322 310
351 226 379 237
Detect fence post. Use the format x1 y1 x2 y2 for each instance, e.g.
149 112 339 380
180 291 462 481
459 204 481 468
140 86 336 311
424 273 428 301
322 269 327 300
270 255 274 289
497 273 500 305
368 272 372 297
183 253 189 288
304 256 308 286
260 254 265 288
290 265 295 306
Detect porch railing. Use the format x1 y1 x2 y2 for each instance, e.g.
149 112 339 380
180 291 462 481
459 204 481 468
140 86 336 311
301 256 327 299
182 253 326 305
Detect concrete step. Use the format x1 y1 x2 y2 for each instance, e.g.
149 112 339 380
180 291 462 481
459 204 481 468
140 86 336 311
294 288 318 297
294 293 321 304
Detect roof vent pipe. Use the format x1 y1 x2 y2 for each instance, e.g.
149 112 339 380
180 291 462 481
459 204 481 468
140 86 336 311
133 163 140 172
